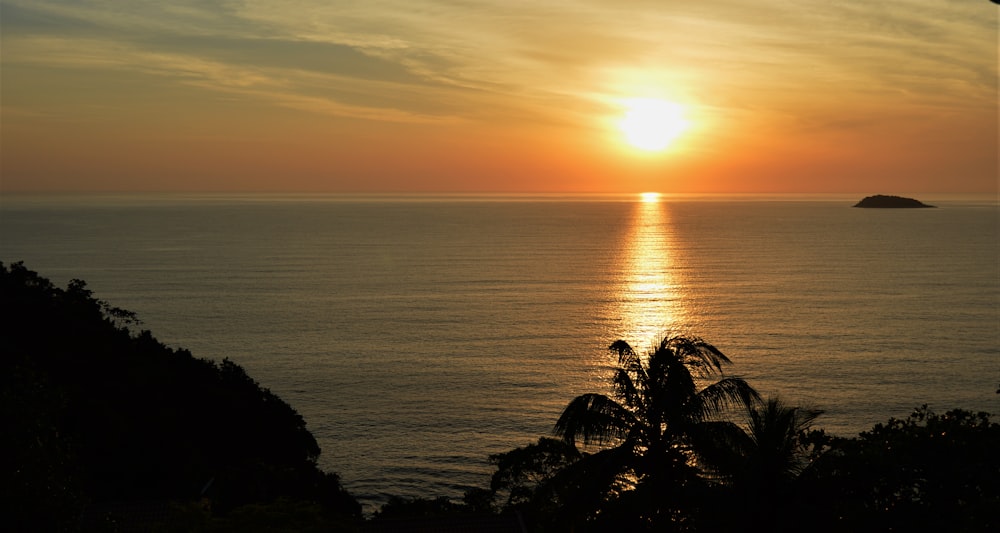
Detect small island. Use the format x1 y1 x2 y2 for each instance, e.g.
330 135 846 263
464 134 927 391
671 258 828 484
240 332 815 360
853 194 935 208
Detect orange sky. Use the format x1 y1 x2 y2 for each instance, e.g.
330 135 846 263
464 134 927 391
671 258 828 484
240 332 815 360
1 1 997 194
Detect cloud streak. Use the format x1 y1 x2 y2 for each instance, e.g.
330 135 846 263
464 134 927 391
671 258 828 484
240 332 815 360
4 0 995 119
1 0 995 192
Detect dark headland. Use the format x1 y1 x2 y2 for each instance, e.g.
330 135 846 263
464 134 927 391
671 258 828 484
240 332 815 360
853 194 935 208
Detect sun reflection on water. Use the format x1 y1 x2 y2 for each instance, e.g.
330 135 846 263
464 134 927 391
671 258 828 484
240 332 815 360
614 194 687 345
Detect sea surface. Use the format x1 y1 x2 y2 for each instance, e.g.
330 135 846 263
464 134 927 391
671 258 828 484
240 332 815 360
2 193 998 511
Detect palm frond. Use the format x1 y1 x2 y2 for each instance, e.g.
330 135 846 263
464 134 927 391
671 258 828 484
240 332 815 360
613 368 642 410
657 352 699 399
664 335 732 376
732 397 826 482
747 398 823 441
540 445 638 520
792 407 823 434
608 340 635 357
554 393 638 447
610 340 649 387
692 376 761 421
687 420 753 481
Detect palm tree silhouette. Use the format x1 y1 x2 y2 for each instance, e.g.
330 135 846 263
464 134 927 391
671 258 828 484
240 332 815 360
731 397 822 485
695 397 823 531
552 335 760 528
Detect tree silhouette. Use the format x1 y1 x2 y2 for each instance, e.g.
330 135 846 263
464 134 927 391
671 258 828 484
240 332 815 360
695 397 823 531
552 335 759 530
489 437 581 509
801 406 1000 532
0 261 361 529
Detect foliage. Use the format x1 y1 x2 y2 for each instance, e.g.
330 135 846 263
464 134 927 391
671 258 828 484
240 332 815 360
801 405 1000 532
486 336 998 532
8 261 998 531
549 335 760 531
205 498 363 533
486 437 584 530
694 397 824 531
0 261 361 530
370 490 498 520
373 495 468 520
489 437 581 509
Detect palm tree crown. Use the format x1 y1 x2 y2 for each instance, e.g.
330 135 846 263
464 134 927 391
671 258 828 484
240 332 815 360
556 336 758 447
554 335 760 491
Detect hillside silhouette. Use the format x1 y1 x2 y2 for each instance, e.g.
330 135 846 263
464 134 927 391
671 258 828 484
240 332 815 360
1 261 361 530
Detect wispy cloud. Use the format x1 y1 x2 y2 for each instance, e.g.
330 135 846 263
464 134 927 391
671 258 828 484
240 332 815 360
3 0 994 126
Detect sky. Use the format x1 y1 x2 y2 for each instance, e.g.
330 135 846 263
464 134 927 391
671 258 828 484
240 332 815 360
1 0 997 194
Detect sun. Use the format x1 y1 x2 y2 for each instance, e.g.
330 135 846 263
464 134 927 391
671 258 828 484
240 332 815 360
619 98 689 152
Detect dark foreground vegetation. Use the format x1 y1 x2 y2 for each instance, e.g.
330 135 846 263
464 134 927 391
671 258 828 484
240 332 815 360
1 262 360 531
3 261 997 532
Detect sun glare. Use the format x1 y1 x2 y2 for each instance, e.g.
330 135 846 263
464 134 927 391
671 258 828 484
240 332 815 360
640 192 660 203
619 98 689 152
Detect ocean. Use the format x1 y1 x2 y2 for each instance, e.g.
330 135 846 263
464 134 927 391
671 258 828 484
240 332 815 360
2 193 997 511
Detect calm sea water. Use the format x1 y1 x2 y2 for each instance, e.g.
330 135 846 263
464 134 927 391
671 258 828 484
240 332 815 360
2 193 998 510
